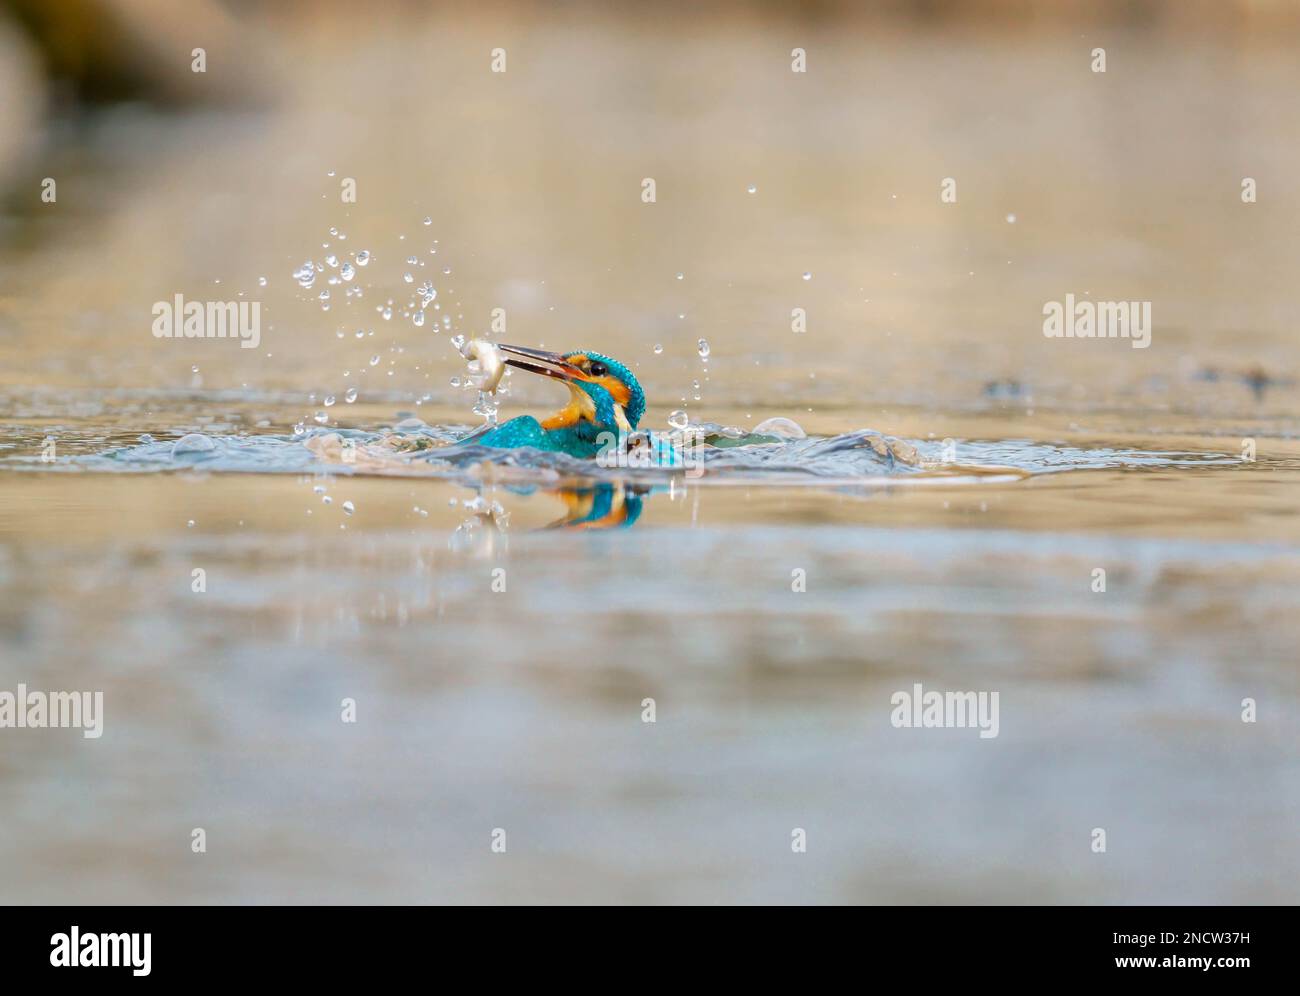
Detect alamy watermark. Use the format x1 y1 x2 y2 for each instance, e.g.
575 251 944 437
152 294 261 349
890 682 999 739
595 428 706 478
50 927 150 976
1043 293 1151 349
0 684 103 739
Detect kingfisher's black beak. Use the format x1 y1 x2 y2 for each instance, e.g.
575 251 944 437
497 344 587 383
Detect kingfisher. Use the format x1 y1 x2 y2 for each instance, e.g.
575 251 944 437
469 344 646 458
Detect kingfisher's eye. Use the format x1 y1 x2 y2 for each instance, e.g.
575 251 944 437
588 361 608 377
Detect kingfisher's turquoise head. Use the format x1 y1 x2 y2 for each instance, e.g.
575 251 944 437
497 344 645 434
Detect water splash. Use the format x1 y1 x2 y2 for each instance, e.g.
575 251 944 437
38 423 1239 488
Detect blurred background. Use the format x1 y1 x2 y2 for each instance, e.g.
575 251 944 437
1 0 1298 411
0 1 1297 905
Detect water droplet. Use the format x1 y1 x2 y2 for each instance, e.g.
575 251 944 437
258 276 267 287
324 395 335 407
653 343 663 354
413 310 425 327
369 354 380 366
802 272 812 281
356 250 370 266
345 387 358 403
423 216 432 226
697 338 710 358
747 184 757 194
340 263 355 280
313 411 328 424
187 519 195 527
472 391 499 423
293 422 306 435
342 500 355 516
1005 213 1017 224
752 416 806 439
675 272 684 280
403 273 414 283
450 376 462 388
322 495 332 505
668 410 689 430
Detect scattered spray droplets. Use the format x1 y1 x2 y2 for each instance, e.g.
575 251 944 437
340 263 355 281
472 392 499 424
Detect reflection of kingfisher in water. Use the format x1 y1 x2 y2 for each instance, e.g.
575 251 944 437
548 482 646 529
456 482 649 533
463 345 646 458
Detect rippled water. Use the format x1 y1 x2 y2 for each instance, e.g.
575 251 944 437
2 394 1298 904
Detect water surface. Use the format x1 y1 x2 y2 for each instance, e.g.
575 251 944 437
1 9 1298 904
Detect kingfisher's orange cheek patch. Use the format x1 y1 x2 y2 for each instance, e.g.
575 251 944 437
598 376 631 405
